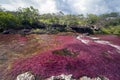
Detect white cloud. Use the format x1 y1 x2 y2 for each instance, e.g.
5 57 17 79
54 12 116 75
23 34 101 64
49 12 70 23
55 0 116 14
36 0 58 13
0 0 58 13
0 0 120 14
1 0 30 10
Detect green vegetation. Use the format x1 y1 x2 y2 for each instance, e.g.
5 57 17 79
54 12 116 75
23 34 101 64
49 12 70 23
0 6 120 35
0 12 17 31
17 6 39 24
100 25 120 35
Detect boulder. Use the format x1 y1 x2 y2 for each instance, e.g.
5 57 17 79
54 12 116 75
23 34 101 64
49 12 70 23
70 26 94 34
45 75 109 80
2 30 10 34
51 24 67 32
21 29 31 33
79 76 109 80
46 74 72 80
2 29 16 34
16 72 35 80
31 22 46 29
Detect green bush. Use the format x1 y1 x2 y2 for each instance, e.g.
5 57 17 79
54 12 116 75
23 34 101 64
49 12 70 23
100 25 120 35
0 12 17 31
17 6 39 24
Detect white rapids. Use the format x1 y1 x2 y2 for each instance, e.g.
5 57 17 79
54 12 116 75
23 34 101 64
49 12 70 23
76 35 120 52
76 36 90 44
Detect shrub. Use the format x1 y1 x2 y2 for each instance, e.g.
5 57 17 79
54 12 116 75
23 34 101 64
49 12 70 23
0 12 17 31
100 25 120 35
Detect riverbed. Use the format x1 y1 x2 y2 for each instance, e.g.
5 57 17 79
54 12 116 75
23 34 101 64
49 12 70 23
0 34 120 80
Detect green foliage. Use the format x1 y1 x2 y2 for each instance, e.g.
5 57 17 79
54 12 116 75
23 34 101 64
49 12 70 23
100 28 111 34
100 12 119 18
0 5 120 35
0 12 17 30
104 18 120 26
86 14 99 25
100 25 120 35
31 28 47 34
17 6 39 24
0 6 40 31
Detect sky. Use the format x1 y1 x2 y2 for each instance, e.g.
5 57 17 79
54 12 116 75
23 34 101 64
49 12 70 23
0 0 120 14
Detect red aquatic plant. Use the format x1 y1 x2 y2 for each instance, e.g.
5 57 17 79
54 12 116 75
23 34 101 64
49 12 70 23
11 35 120 80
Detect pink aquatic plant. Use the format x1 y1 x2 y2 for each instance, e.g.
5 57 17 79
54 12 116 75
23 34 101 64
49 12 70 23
11 35 120 80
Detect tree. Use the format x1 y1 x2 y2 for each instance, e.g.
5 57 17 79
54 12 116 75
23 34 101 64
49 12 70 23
16 6 39 25
86 14 99 25
101 12 119 18
0 12 17 30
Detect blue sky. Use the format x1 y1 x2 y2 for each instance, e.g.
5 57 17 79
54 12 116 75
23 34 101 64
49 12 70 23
0 0 120 14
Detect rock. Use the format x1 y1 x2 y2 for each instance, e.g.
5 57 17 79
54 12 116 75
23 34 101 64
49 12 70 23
79 76 109 80
2 29 16 34
16 72 35 80
91 77 101 80
70 26 94 34
79 76 91 80
2 30 10 34
46 75 109 80
52 48 73 56
21 29 31 33
46 74 72 80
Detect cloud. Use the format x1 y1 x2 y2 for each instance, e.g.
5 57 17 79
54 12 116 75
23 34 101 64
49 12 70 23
55 0 120 14
0 0 58 13
0 0 120 14
0 0 30 11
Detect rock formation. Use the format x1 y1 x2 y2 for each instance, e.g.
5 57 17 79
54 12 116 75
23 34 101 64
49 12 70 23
16 72 35 80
